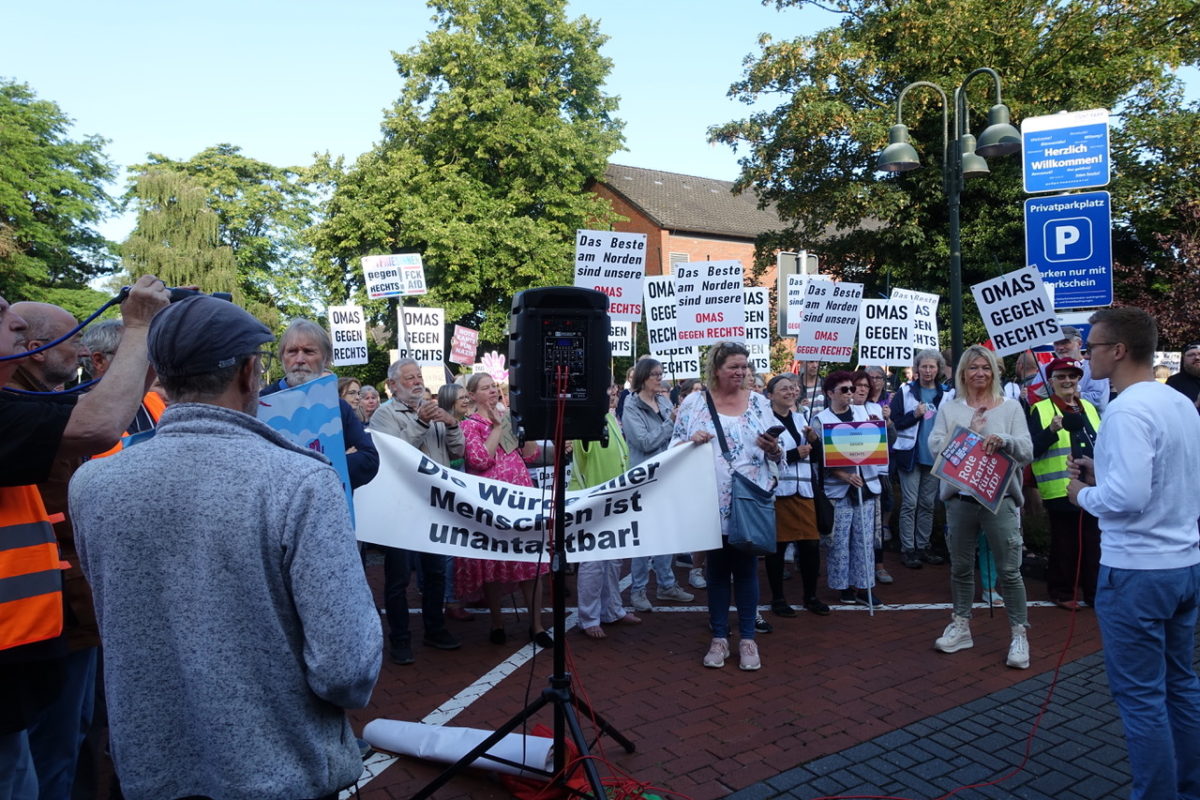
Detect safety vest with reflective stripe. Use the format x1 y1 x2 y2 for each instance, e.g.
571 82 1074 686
1030 399 1101 500
0 485 64 650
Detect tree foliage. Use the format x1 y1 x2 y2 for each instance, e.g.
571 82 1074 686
710 0 1200 317
1116 200 1200 349
0 79 116 309
310 0 624 345
127 145 319 318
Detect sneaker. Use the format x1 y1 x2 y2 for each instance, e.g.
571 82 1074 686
656 584 695 603
1007 625 1030 669
754 614 773 634
839 589 858 605
703 637 729 668
804 598 832 616
919 549 945 565
390 642 415 665
630 590 652 612
875 566 894 585
856 590 882 607
771 600 797 618
738 639 761 671
688 567 707 589
902 551 923 569
933 615 973 653
423 628 461 651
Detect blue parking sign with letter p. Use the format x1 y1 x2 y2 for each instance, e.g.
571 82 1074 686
1024 191 1112 310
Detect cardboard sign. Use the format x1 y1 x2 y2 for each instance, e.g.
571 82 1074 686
608 321 633 358
449 325 478 366
970 266 1060 357
361 253 427 299
573 230 647 322
932 425 1019 513
794 279 861 362
743 287 770 373
397 306 445 366
785 274 816 337
821 420 889 468
326 305 369 366
674 260 746 347
857 299 912 367
656 346 701 381
643 275 681 352
891 287 940 351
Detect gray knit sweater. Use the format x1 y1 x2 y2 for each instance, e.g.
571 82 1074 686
70 403 382 800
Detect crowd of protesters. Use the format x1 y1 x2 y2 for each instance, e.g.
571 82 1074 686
3 276 1199 799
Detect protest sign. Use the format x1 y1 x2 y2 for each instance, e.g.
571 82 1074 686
397 306 445 366
821 420 889 469
857 299 912 367
449 325 479 366
656 347 701 381
326 305 369 366
970 266 1060 357
355 435 723 563
674 260 746 347
573 230 647 322
794 279 861 362
257 374 353 513
891 288 940 351
932 425 1019 513
643 275 700 379
743 287 770 373
608 321 632 358
361 253 427 299
785 274 816 338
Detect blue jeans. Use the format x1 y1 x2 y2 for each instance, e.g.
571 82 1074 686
706 540 759 639
1095 563 1200 800
25 647 97 799
629 554 676 594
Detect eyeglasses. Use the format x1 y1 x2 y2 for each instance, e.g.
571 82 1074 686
254 351 276 375
648 371 663 378
835 385 854 394
1086 342 1119 350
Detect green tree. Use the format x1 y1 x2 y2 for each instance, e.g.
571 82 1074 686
311 0 624 346
128 145 319 317
709 0 1200 317
122 169 274 325
0 79 117 311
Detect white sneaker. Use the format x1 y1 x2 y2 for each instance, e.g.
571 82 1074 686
934 615 974 653
1007 625 1030 669
688 567 707 589
738 638 761 671
656 584 695 603
630 590 652 612
703 637 729 668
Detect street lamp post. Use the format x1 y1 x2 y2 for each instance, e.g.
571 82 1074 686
876 67 1021 367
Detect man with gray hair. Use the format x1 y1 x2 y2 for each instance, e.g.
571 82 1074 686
81 319 165 442
261 319 378 489
70 295 382 800
369 358 463 663
7 302 89 391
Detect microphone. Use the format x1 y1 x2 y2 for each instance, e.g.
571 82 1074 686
1061 413 1094 459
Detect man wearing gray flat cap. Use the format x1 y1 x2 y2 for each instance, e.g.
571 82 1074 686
69 296 382 800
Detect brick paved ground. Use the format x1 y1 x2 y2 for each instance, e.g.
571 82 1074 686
347 548 1128 799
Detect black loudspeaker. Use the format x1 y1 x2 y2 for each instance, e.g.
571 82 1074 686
508 287 611 443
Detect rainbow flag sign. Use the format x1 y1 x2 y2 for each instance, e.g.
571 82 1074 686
822 420 889 468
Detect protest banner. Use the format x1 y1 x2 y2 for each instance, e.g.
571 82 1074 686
821 420 889 469
397 306 445 366
674 260 746 347
785 274 817 338
857 299 912 367
743 287 770 373
257 374 353 513
643 275 700 380
355 434 723 563
891 287 940 351
608 321 632 358
970 266 1060 357
794 279 861 362
361 253 427 299
932 425 1019 513
573 229 647 322
326 305 369 366
449 325 479 366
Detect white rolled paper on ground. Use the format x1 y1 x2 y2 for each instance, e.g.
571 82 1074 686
362 719 555 777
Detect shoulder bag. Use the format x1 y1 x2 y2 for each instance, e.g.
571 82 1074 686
705 391 776 556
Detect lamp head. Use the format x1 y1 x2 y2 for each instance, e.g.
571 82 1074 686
976 103 1021 157
960 134 990 178
876 124 921 173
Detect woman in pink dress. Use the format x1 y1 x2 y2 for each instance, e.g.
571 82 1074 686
457 373 552 647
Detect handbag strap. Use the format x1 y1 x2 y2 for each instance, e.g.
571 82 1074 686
704 388 734 463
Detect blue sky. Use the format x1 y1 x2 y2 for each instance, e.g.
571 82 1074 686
4 0 1196 243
